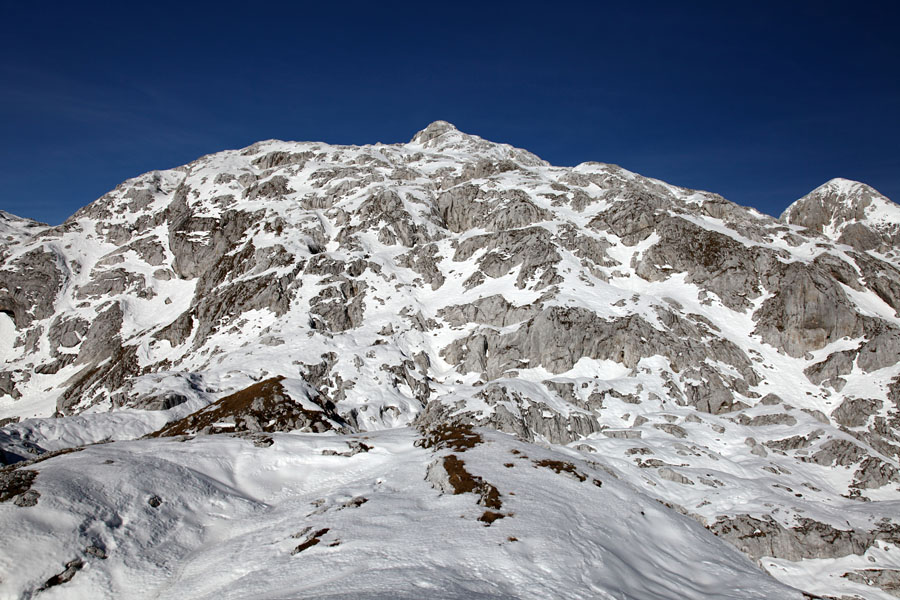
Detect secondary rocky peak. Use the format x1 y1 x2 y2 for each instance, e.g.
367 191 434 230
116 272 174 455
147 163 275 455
781 178 899 254
783 178 883 222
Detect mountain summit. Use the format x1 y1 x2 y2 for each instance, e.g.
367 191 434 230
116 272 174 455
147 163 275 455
410 119 459 144
1 124 899 598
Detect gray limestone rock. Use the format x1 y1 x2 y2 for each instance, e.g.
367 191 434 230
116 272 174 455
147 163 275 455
735 413 798 427
804 350 857 385
654 423 688 438
354 189 436 247
766 430 824 452
396 243 445 290
75 268 147 300
438 295 541 328
127 236 167 266
832 397 881 428
133 392 189 411
309 279 367 333
807 439 866 467
252 150 313 170
842 569 900 595
0 372 22 400
753 262 867 357
857 323 900 373
759 393 783 406
852 457 900 489
166 188 263 280
442 306 755 414
555 223 618 271
852 251 900 315
745 437 768 457
782 179 900 253
438 186 552 233
0 248 63 328
657 467 694 485
76 303 124 365
57 346 140 414
454 227 561 290
587 194 669 245
48 316 90 350
416 383 601 445
154 310 194 347
635 216 779 310
708 514 884 561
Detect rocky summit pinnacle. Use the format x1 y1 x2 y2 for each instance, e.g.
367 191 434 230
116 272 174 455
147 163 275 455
410 119 459 144
781 177 900 256
1 124 899 599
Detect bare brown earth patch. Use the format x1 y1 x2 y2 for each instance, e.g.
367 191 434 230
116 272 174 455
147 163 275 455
292 528 330 555
151 377 345 437
419 422 511 525
478 510 506 525
443 454 502 510
533 459 587 482
417 422 483 451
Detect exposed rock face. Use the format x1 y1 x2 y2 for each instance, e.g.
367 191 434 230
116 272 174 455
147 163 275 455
0 248 63 328
708 514 899 562
635 216 779 311
415 382 602 445
2 122 900 599
842 568 900 595
752 261 867 357
440 306 757 414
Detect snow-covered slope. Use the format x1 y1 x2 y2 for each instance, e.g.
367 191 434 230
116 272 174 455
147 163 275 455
0 211 45 240
0 427 803 600
2 121 900 598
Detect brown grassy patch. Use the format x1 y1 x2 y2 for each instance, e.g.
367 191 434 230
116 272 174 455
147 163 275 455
478 511 506 525
443 454 502 509
417 422 483 452
533 459 587 482
151 377 344 437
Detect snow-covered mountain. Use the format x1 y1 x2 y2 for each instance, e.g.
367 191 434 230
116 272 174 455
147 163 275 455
2 121 900 598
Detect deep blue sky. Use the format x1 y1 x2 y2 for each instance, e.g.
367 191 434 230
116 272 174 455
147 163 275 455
2 1 898 225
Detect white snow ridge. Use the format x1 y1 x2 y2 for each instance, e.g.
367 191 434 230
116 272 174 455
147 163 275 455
2 122 900 599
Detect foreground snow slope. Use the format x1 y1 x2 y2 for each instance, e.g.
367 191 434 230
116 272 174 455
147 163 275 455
0 428 803 600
